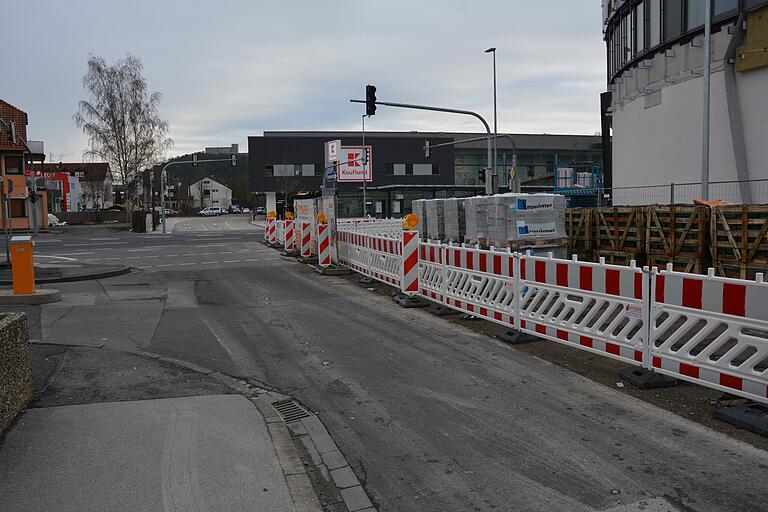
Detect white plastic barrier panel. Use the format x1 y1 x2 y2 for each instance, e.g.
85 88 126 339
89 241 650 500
338 230 402 287
517 254 648 367
651 267 768 402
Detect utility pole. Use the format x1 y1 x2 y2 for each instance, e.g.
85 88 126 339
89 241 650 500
701 0 712 200
485 48 498 189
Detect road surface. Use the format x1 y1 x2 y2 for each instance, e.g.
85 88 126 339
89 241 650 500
6 214 767 512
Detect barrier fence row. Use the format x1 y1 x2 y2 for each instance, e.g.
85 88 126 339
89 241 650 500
337 227 768 406
263 217 768 405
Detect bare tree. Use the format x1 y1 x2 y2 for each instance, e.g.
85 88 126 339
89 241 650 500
276 174 300 216
74 54 172 224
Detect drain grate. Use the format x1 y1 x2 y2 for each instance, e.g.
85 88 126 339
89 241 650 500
272 399 311 423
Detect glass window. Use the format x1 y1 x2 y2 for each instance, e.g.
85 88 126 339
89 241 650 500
273 164 294 176
3 156 22 175
665 0 684 40
686 0 706 30
649 0 661 47
265 165 273 177
635 1 645 55
714 0 738 15
621 12 629 66
301 164 315 176
10 199 26 218
393 164 406 176
413 164 432 176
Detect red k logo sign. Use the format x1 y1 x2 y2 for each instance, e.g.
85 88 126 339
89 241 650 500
348 152 361 167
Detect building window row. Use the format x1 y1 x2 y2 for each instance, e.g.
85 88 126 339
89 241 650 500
606 0 762 80
385 163 440 176
264 164 322 177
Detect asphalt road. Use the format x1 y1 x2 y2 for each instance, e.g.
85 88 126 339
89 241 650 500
5 215 768 512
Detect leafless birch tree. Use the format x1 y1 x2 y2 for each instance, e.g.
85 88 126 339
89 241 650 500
74 54 172 223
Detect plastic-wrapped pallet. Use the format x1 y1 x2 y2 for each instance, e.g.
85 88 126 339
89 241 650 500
486 193 517 247
425 199 445 240
505 193 567 243
444 198 466 242
465 196 488 244
411 199 425 235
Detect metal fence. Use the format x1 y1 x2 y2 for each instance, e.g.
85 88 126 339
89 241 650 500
605 179 768 207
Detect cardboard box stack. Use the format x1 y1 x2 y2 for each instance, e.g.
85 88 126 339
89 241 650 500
412 199 426 235
425 199 445 240
505 193 567 247
465 196 488 244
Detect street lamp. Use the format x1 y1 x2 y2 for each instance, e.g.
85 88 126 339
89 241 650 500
485 47 498 193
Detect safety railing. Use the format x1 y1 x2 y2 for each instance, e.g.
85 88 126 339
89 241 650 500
336 226 768 405
337 218 403 237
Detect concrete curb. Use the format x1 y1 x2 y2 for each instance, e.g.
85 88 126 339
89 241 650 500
0 289 61 305
0 266 131 285
31 341 373 512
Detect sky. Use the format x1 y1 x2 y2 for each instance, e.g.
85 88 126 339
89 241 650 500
1 1 606 161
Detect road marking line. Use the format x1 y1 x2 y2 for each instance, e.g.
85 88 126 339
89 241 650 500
243 258 260 262
127 248 160 252
201 261 218 264
182 253 197 256
138 265 153 269
165 254 179 257
64 242 127 247
89 237 120 241
179 262 195 266
127 256 141 259
218 251 233 254
195 243 226 247
53 251 94 256
145 255 160 259
222 260 240 263
33 239 62 243
105 257 121 260
157 264 173 267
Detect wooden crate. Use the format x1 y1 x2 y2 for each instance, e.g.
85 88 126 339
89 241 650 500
593 207 646 266
566 208 593 260
646 205 709 273
711 205 768 280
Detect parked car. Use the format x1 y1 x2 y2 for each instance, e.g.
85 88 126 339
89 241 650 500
256 207 266 215
242 208 251 214
198 207 225 216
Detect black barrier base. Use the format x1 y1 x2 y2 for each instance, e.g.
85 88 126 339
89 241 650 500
714 403 768 437
281 251 297 257
358 276 374 285
298 256 319 265
315 266 352 276
496 329 539 345
392 293 429 308
618 367 678 389
429 305 456 316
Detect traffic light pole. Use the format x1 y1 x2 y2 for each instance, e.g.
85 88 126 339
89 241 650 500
350 99 494 194
361 114 367 217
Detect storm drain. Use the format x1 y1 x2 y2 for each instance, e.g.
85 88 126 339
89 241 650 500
272 399 311 422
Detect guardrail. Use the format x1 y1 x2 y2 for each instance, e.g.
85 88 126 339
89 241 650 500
335 223 768 405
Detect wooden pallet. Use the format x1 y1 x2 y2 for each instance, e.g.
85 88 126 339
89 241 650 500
711 205 768 280
566 208 593 260
593 207 646 266
646 205 709 273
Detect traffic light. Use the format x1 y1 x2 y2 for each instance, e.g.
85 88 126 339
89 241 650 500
365 85 377 116
362 148 369 166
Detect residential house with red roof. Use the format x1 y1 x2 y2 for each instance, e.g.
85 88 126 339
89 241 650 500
0 99 48 230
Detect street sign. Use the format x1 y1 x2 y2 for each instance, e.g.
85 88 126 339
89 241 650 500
325 140 341 163
337 145 372 182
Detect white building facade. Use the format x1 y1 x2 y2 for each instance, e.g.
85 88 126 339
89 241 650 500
189 177 233 210
603 0 768 204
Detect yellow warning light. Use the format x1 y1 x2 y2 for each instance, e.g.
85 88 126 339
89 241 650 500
267 211 277 218
403 213 420 231
316 213 328 224
285 211 294 220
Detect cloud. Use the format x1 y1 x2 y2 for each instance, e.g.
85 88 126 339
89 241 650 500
0 0 606 159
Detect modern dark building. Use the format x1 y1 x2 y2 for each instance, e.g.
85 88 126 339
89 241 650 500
249 131 603 217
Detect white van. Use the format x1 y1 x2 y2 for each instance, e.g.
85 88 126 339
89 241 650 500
198 207 225 217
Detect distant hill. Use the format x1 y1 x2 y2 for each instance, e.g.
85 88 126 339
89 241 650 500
151 152 248 187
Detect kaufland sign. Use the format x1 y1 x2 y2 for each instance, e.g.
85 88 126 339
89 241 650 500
337 146 372 182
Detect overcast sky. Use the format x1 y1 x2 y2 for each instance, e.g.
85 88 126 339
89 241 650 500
1 1 605 160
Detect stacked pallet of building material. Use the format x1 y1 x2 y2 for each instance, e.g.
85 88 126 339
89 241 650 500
412 199 426 236
505 193 568 257
444 198 467 243
425 199 445 241
487 193 516 248
465 196 488 245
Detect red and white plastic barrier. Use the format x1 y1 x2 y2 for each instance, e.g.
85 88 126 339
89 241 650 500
284 220 295 252
651 266 768 402
317 224 331 267
264 217 273 243
267 218 277 245
300 222 312 258
332 221 768 405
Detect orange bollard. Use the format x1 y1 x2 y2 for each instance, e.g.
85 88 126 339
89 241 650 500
10 235 35 295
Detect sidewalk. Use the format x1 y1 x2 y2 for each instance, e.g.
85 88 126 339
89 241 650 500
0 255 130 285
0 344 324 512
